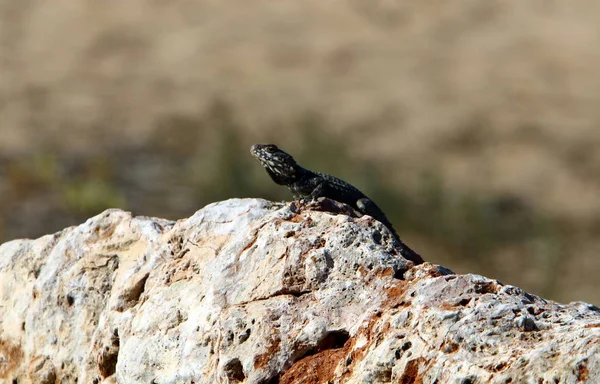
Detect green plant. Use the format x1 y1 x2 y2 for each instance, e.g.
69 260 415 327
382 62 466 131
62 178 126 216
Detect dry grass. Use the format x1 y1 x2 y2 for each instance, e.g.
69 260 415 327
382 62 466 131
0 0 599 303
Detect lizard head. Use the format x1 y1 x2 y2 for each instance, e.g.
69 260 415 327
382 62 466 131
250 144 300 185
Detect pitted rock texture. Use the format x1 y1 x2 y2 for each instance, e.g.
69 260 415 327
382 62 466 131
0 198 599 384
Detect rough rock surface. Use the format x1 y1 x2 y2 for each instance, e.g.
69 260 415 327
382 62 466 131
0 198 599 384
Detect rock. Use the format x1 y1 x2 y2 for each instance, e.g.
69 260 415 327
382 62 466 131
0 198 598 383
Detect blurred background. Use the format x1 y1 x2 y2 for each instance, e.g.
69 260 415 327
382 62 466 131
1 0 599 304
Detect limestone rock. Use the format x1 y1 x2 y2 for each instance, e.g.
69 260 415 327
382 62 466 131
0 198 598 383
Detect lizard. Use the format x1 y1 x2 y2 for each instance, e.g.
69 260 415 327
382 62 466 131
250 143 423 264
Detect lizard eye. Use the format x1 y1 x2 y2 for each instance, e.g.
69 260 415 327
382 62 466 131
264 145 277 153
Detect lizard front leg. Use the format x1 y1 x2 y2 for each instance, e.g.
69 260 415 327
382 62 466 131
309 183 326 200
290 178 326 203
296 183 326 205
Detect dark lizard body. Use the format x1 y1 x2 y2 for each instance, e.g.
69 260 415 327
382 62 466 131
251 143 423 264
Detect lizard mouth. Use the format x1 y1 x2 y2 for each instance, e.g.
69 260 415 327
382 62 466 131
250 144 270 161
250 145 267 164
250 145 258 157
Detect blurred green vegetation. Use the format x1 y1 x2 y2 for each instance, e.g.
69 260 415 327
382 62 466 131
0 100 565 299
